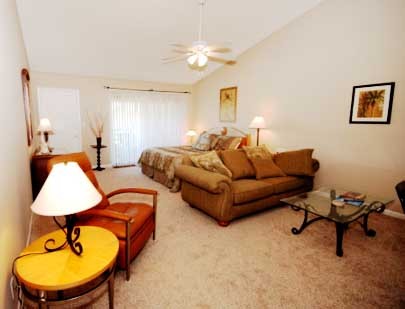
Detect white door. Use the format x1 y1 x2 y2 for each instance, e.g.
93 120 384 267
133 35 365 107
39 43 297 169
37 87 82 153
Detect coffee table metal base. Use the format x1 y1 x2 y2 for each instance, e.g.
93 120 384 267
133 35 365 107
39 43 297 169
291 206 382 257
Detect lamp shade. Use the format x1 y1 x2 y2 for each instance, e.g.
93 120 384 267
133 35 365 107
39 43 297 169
249 116 267 129
31 162 102 216
37 118 53 133
186 130 197 137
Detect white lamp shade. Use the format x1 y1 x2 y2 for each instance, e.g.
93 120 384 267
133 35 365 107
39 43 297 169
249 116 267 129
186 130 197 137
37 118 53 133
31 162 102 216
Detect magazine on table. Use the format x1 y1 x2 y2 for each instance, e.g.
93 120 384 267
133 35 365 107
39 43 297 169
336 191 366 207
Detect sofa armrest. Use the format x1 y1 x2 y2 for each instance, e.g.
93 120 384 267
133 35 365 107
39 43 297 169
175 165 232 194
312 159 320 173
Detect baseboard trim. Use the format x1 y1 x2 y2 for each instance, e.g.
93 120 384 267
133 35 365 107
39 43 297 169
91 163 113 169
383 209 405 220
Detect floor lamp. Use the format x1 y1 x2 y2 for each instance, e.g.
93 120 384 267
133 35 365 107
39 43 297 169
249 116 266 146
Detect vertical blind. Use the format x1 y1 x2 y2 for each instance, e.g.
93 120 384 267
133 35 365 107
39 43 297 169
110 91 188 167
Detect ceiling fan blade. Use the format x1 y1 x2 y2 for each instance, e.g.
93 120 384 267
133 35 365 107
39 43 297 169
170 43 193 51
171 49 194 55
161 54 189 63
208 56 236 65
206 47 231 53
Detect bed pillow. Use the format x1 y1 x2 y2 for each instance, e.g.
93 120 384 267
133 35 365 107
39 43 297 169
193 132 218 151
190 151 232 178
220 149 255 180
273 149 314 176
212 136 242 151
243 145 286 179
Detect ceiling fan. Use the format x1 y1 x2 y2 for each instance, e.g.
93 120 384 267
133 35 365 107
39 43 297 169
162 0 236 70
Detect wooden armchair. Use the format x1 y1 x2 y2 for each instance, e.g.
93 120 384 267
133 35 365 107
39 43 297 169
47 152 157 280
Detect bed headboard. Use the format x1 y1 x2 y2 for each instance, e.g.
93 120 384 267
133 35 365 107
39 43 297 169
205 127 251 147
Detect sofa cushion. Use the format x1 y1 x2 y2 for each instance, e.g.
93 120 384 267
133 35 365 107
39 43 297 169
190 151 232 178
273 149 314 176
232 179 274 204
261 176 309 194
220 149 255 180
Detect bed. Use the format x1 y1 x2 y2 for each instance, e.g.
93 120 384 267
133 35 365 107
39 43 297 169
138 127 250 192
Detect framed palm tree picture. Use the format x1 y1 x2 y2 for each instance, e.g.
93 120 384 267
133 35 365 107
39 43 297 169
349 82 395 124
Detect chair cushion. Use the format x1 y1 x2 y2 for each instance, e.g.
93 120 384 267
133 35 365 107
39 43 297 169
81 202 154 240
232 179 274 204
220 149 255 180
261 176 309 194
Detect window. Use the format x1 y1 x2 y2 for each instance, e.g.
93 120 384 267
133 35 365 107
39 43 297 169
110 91 188 167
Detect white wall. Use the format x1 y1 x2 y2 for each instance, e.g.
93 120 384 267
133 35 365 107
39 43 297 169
193 0 405 212
0 0 33 307
30 72 193 165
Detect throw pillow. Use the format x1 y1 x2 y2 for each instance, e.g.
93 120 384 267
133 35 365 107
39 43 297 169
249 157 286 179
190 151 233 178
220 149 255 180
273 149 314 176
242 145 272 159
193 132 218 151
213 136 242 151
243 145 286 179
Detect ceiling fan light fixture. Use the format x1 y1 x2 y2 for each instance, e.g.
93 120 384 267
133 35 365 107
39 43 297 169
187 54 198 65
164 0 236 70
197 53 208 67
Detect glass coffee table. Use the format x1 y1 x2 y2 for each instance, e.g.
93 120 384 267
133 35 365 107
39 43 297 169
281 188 392 257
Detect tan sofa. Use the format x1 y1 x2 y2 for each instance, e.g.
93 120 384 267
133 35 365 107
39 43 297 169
175 149 319 226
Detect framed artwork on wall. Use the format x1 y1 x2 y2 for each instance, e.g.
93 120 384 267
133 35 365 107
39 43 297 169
219 86 237 122
349 82 395 124
21 68 33 146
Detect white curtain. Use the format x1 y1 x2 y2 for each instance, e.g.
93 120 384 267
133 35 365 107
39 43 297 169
110 90 188 167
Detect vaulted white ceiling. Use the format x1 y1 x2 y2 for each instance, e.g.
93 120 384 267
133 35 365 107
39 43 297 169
17 0 322 85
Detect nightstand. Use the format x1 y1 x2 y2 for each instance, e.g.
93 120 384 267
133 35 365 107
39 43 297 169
31 153 62 199
14 226 119 308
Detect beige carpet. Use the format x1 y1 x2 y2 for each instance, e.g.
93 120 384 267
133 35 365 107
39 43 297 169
31 167 405 309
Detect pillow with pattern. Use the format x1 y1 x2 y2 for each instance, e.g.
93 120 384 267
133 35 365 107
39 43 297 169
212 136 242 151
193 132 218 151
190 151 232 178
242 145 272 159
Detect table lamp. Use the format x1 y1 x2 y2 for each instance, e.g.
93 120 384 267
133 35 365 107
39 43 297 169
31 162 102 255
186 129 197 145
37 118 54 154
249 116 267 146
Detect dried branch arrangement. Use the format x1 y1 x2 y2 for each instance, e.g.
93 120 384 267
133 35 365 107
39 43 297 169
87 112 105 138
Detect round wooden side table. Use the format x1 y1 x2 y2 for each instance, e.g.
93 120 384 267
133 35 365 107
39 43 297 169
14 226 119 308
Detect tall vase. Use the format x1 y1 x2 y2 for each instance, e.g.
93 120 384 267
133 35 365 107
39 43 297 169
96 137 102 147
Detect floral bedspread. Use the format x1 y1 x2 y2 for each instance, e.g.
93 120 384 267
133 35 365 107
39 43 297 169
138 146 204 191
